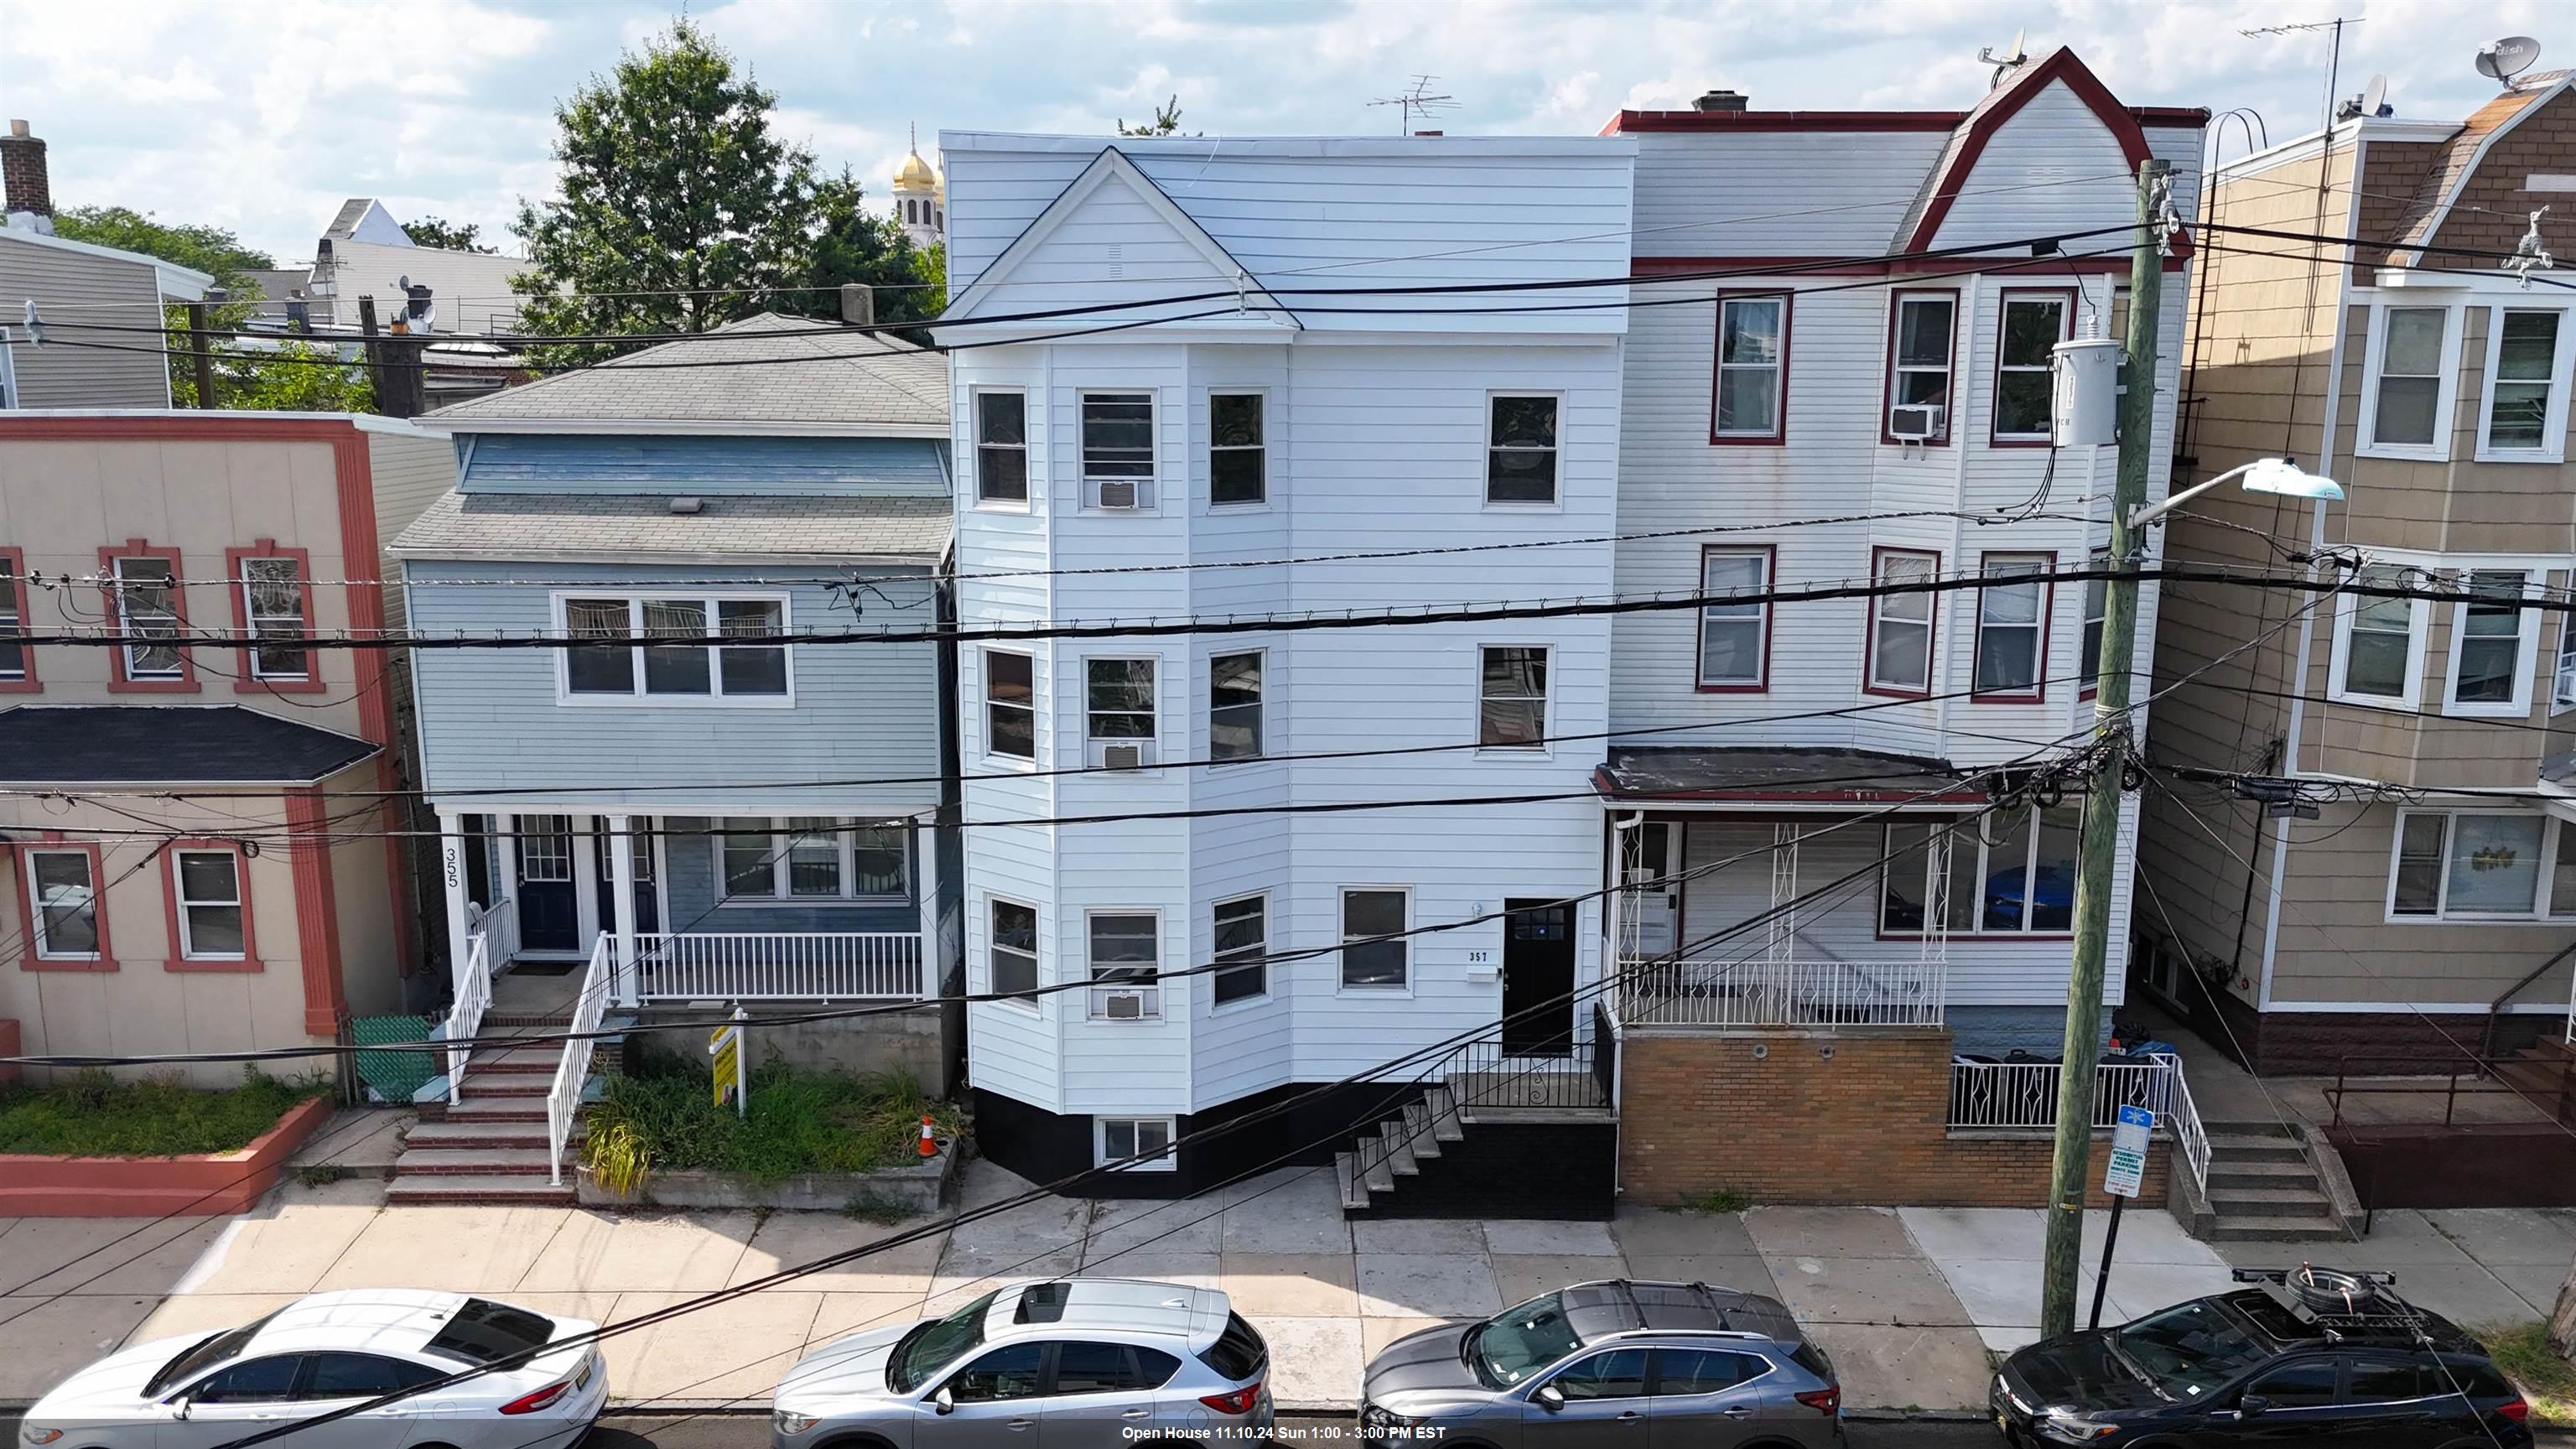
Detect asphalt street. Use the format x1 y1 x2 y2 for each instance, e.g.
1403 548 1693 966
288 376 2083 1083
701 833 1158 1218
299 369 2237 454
574 1412 2015 1446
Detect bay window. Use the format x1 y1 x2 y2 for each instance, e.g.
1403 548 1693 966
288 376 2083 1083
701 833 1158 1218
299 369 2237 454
1210 392 1266 505
975 391 1029 505
1082 392 1156 509
718 818 910 901
984 650 1036 760
1865 549 1938 696
557 593 788 702
1712 294 1787 441
2389 809 2575 919
1208 650 1263 761
1696 546 1772 690
1212 894 1268 1006
1086 657 1157 766
989 897 1039 1005
1087 911 1161 1020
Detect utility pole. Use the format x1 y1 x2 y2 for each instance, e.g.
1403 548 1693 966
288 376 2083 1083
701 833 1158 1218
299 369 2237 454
183 300 216 409
2040 155 2166 1339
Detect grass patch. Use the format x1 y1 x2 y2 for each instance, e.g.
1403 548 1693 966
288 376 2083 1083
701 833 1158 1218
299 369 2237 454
0 1070 325 1157
583 1046 966 1188
2478 1320 2576 1428
292 1164 354 1188
1675 1187 1752 1214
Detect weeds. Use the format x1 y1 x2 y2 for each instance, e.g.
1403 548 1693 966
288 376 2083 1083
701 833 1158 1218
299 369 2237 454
1676 1187 1753 1214
292 1164 354 1188
0 1068 325 1157
2477 1321 2576 1428
580 1045 966 1188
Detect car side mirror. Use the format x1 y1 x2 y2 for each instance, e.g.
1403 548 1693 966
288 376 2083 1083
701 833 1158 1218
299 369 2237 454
1533 1384 1566 1412
933 1386 956 1416
2236 1394 2270 1418
169 1392 195 1421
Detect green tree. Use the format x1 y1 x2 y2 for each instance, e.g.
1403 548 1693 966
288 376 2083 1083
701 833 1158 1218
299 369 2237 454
171 341 375 412
511 19 873 363
52 205 271 288
1118 96 1192 136
800 170 943 331
402 216 496 252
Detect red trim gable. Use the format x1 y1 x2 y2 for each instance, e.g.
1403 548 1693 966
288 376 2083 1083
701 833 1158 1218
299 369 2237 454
1601 101 2209 136
1904 49 2156 255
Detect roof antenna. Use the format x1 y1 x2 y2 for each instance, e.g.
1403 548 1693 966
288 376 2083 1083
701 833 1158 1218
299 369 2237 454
1978 29 2028 90
1368 75 1457 136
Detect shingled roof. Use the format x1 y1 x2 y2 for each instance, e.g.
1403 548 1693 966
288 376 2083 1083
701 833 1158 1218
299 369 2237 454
423 312 948 434
390 490 952 564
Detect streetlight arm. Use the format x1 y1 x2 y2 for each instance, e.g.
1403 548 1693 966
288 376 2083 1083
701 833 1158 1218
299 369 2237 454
2126 460 2263 530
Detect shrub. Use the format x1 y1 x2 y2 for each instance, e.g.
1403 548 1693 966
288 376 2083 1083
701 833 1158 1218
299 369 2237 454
581 1047 965 1188
0 1068 325 1157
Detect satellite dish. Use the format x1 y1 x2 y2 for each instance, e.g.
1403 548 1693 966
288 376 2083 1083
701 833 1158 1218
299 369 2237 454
396 273 413 292
2478 36 2542 87
2362 74 2389 116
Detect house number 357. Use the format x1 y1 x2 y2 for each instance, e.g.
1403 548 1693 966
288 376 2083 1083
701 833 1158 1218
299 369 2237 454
1466 950 1492 963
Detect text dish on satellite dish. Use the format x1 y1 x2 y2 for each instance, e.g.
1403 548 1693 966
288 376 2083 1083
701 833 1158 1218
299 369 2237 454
2480 36 2542 87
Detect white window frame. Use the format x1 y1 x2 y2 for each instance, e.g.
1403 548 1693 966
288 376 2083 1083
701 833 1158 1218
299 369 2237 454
2358 302 2464 460
2326 562 2431 709
112 555 184 681
714 818 911 904
2554 611 2576 714
1476 643 1550 753
2475 305 2574 462
982 647 1037 765
1484 392 1562 508
1696 546 1773 691
1097 1115 1176 1171
1079 389 1158 512
24 848 100 961
1886 291 1957 442
1208 648 1264 763
171 848 246 961
2385 808 2574 922
1864 549 1938 697
1208 388 1268 507
2440 566 2546 717
2077 547 2110 698
1712 294 1787 440
0 558 24 680
1337 886 1412 995
1084 907 1162 1021
1210 891 1270 1010
972 387 1031 509
550 591 794 707
1084 655 1159 768
987 895 1041 1012
241 556 309 682
1971 552 2053 703
1991 291 2072 442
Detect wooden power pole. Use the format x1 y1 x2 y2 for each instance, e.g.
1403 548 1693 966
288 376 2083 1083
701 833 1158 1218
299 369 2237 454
183 301 216 409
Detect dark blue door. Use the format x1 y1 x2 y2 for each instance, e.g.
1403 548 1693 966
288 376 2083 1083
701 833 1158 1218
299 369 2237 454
516 814 579 952
589 819 659 935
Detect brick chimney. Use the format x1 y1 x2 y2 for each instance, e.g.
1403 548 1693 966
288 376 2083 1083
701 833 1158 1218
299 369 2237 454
1691 89 1749 112
2 120 53 234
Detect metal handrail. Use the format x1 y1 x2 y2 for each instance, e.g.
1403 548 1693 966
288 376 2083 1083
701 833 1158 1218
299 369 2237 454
2152 1052 2212 1191
2480 938 2576 1057
546 937 613 1187
1615 953 1946 1028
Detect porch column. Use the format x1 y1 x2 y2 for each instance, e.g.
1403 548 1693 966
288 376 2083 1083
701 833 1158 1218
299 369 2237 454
608 813 639 1006
911 821 939 1000
492 813 519 927
437 809 473 993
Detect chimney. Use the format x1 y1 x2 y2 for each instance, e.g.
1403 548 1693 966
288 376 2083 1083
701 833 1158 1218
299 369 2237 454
2 119 53 234
840 282 875 327
1691 89 1749 113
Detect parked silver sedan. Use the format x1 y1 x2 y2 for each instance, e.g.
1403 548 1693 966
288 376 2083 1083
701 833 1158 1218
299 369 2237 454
771 1278 1272 1447
18 1289 605 1449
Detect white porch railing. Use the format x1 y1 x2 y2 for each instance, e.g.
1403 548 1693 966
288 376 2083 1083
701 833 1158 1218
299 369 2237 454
628 932 924 1003
1947 1056 2177 1131
1613 955 1947 1028
548 936 614 1187
2154 1052 2212 1191
443 933 493 1107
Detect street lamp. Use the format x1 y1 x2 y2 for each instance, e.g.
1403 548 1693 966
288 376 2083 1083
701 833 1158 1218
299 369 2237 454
2127 456 2345 530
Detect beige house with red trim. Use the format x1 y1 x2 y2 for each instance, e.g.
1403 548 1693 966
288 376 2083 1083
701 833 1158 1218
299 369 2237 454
0 412 450 1084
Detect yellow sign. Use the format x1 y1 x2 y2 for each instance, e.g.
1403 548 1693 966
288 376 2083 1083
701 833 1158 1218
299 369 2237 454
710 1021 744 1112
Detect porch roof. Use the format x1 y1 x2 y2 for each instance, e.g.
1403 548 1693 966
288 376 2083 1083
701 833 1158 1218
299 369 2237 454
1593 745 1986 806
391 489 952 564
0 704 379 786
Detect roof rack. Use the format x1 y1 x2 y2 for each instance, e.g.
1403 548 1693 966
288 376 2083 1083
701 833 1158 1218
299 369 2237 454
2231 1267 2433 1342
1608 1279 1646 1331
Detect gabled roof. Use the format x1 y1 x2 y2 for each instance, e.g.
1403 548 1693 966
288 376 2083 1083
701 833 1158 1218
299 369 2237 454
422 312 948 435
324 197 410 247
0 705 377 786
1893 47 2160 253
0 226 212 301
2383 73 2576 261
391 489 952 564
942 146 1296 328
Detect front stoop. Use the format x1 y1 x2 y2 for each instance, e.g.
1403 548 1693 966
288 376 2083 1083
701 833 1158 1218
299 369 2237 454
387 1007 619 1208
2201 1120 2349 1242
1336 1083 1617 1220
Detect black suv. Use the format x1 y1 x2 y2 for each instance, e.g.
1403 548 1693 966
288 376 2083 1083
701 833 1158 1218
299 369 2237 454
1992 1267 2532 1447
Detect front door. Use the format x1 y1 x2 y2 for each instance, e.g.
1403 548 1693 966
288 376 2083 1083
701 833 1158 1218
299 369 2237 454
515 814 579 952
1623 822 1680 958
589 819 661 936
1502 898 1576 1056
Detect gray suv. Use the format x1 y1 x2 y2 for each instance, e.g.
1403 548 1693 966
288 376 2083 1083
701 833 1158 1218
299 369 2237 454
770 1278 1272 1448
1359 1279 1843 1448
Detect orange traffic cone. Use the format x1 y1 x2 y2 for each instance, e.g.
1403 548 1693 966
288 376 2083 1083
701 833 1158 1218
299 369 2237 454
918 1114 938 1158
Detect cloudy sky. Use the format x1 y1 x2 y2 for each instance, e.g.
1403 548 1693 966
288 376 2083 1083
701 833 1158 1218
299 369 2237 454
0 0 2561 264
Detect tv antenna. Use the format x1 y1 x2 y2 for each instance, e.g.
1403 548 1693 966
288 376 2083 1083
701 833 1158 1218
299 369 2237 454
2478 36 2543 90
1370 75 1457 135
2241 17 2363 136
1978 29 2028 91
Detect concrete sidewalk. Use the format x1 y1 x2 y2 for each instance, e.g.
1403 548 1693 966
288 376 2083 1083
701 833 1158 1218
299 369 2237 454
3 1151 2568 1415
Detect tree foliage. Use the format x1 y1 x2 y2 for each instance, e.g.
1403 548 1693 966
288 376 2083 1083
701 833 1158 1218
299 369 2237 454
1118 96 1193 137
509 19 941 363
402 216 496 252
52 205 271 288
170 340 375 413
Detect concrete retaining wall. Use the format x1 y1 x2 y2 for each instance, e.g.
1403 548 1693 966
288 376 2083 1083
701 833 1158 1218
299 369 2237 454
626 1005 948 1095
577 1140 959 1213
0 1093 335 1216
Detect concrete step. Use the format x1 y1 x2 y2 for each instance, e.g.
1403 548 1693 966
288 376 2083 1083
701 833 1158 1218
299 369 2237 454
2210 1217 2350 1243
1379 1122 1420 1177
1400 1102 1443 1159
2210 1187 2332 1218
2202 1119 2299 1136
387 1174 577 1207
1335 1152 1368 1212
2208 1160 2320 1190
394 1148 558 1177
445 1098 553 1124
457 1074 553 1098
1362 1148 1394 1195
2209 1135 2307 1164
472 1046 564 1075
405 1119 569 1150
1424 1086 1466 1142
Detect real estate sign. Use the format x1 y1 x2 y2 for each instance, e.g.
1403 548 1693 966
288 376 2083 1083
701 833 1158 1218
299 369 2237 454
2104 1103 2153 1198
709 1013 747 1117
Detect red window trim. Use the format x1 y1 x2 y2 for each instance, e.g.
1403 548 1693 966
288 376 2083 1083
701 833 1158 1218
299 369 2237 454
13 834 116 971
1881 288 1962 447
2079 547 2111 701
1871 820 2076 943
1990 288 2079 448
1708 291 1792 446
163 837 262 973
0 545 36 693
1969 549 2058 704
222 541 325 695
1862 546 1943 700
1694 543 1776 693
97 539 200 693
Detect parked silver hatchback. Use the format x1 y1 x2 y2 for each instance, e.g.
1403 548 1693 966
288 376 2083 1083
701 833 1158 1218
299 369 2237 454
771 1278 1273 1448
1359 1279 1844 1448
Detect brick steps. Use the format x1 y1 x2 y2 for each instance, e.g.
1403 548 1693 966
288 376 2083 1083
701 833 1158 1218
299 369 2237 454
387 1028 597 1205
387 1174 577 1207
394 1147 558 1176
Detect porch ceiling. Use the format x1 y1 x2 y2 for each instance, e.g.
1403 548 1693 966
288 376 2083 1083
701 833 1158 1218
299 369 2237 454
1592 745 1987 807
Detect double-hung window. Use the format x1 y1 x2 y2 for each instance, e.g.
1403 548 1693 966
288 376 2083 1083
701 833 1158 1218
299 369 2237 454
172 849 247 960
2078 548 2110 694
2329 564 2426 706
984 650 1036 760
1696 546 1771 690
1971 553 2051 700
1340 887 1409 989
1882 803 2083 935
1478 646 1548 749
558 594 788 702
1087 911 1161 1019
25 849 100 960
2445 569 2537 714
974 392 1028 505
0 552 24 682
1081 392 1156 509
2365 306 2452 453
112 554 185 682
1992 292 2071 441
1211 894 1267 1006
989 898 1039 1005
1487 395 1559 504
2480 309 2566 458
1865 549 1938 696
719 818 910 901
1208 650 1264 761
1886 292 1956 442
1085 657 1157 767
241 557 309 681
1712 294 1787 441
1209 392 1265 505
2390 810 2575 919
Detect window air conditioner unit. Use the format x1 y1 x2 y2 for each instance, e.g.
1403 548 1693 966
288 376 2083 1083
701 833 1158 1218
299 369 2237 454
1098 741 1150 770
1102 989 1146 1020
1889 404 1945 441
1096 478 1142 509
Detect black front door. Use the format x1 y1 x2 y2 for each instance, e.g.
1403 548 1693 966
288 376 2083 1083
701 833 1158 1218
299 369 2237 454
1501 897 1576 1055
589 819 660 935
515 814 579 952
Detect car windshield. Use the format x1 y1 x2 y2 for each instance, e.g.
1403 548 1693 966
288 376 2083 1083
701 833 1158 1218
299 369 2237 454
422 1299 559 1367
2113 1299 2274 1400
146 1312 283 1397
1469 1293 1584 1388
891 1291 999 1394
